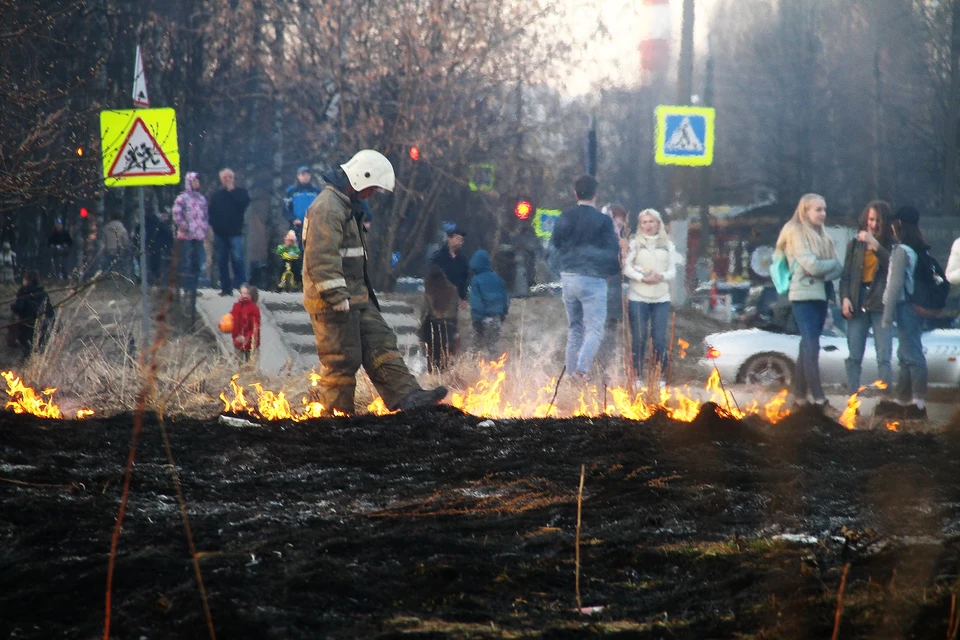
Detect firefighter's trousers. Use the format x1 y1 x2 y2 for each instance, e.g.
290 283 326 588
309 301 420 413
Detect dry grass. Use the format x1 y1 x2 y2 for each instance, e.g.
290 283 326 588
0 278 269 418
0 280 730 419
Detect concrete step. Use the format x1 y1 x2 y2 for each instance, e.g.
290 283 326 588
196 287 424 376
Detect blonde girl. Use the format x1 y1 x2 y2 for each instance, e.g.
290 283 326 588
622 208 679 386
774 194 842 410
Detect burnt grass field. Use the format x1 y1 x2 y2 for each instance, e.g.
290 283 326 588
4 404 960 639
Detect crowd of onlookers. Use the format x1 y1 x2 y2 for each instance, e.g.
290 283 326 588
5 164 960 401
774 197 960 419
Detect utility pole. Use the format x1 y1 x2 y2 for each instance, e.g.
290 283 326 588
943 0 960 215
698 38 714 259
672 0 695 212
677 0 695 107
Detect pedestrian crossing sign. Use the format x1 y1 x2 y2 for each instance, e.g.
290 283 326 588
100 108 180 187
533 208 562 240
654 105 715 166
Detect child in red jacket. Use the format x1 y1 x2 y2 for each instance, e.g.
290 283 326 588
230 284 261 362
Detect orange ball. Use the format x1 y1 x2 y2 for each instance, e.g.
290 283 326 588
218 313 233 333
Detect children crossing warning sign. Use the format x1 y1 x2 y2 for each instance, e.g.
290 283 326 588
100 108 180 187
654 105 715 166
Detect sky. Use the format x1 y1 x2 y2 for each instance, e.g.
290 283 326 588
561 0 720 96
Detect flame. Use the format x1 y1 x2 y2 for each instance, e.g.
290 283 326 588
366 397 396 416
219 354 801 425
886 421 899 432
839 392 860 430
2 371 92 420
677 339 689 359
450 358 791 424
220 372 395 421
872 380 888 390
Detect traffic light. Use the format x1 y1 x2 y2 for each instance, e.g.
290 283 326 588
409 145 420 161
514 200 532 220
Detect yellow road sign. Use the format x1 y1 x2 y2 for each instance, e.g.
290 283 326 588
654 105 715 166
100 108 179 187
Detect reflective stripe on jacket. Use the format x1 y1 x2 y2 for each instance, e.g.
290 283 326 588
302 185 372 313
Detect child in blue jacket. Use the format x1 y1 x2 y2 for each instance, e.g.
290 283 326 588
469 250 509 359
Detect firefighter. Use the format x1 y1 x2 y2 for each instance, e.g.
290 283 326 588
303 149 447 413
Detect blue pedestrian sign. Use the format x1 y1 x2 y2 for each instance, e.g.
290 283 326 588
654 105 715 166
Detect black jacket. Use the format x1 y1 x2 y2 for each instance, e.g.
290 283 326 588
208 187 251 237
47 229 72 249
432 248 470 301
838 238 891 313
548 204 620 279
11 284 54 345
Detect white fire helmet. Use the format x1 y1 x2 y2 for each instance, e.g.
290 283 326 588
340 149 396 193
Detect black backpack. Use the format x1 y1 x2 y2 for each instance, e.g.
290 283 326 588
909 247 950 317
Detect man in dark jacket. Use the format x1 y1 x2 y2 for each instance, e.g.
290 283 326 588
431 226 470 302
548 174 620 380
284 165 322 232
11 270 54 362
208 168 251 296
282 166 321 286
47 219 73 280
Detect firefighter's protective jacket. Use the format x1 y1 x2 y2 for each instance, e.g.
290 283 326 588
302 184 377 313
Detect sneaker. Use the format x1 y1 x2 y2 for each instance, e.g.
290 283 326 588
904 404 928 420
398 386 448 411
218 290 232 297
570 370 590 384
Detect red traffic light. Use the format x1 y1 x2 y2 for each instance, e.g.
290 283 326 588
409 146 420 161
514 200 532 220
79 207 89 218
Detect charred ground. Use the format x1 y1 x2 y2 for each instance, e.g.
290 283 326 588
4 405 960 638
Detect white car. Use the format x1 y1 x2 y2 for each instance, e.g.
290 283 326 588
699 324 960 389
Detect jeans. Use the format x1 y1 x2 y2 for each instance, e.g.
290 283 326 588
215 234 246 294
895 302 927 401
844 299 893 395
791 300 828 401
472 316 503 360
628 300 670 378
561 274 608 375
178 239 204 295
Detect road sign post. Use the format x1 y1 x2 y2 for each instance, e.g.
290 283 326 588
654 105 715 167
100 107 180 346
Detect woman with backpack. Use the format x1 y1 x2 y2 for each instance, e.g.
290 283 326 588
838 200 894 406
774 194 843 412
881 206 934 419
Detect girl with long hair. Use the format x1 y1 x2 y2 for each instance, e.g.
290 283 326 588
838 200 894 404
774 194 843 411
880 206 929 419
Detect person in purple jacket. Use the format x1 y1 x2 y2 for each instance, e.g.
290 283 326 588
171 171 208 301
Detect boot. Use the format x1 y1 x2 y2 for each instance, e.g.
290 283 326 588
398 386 448 411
